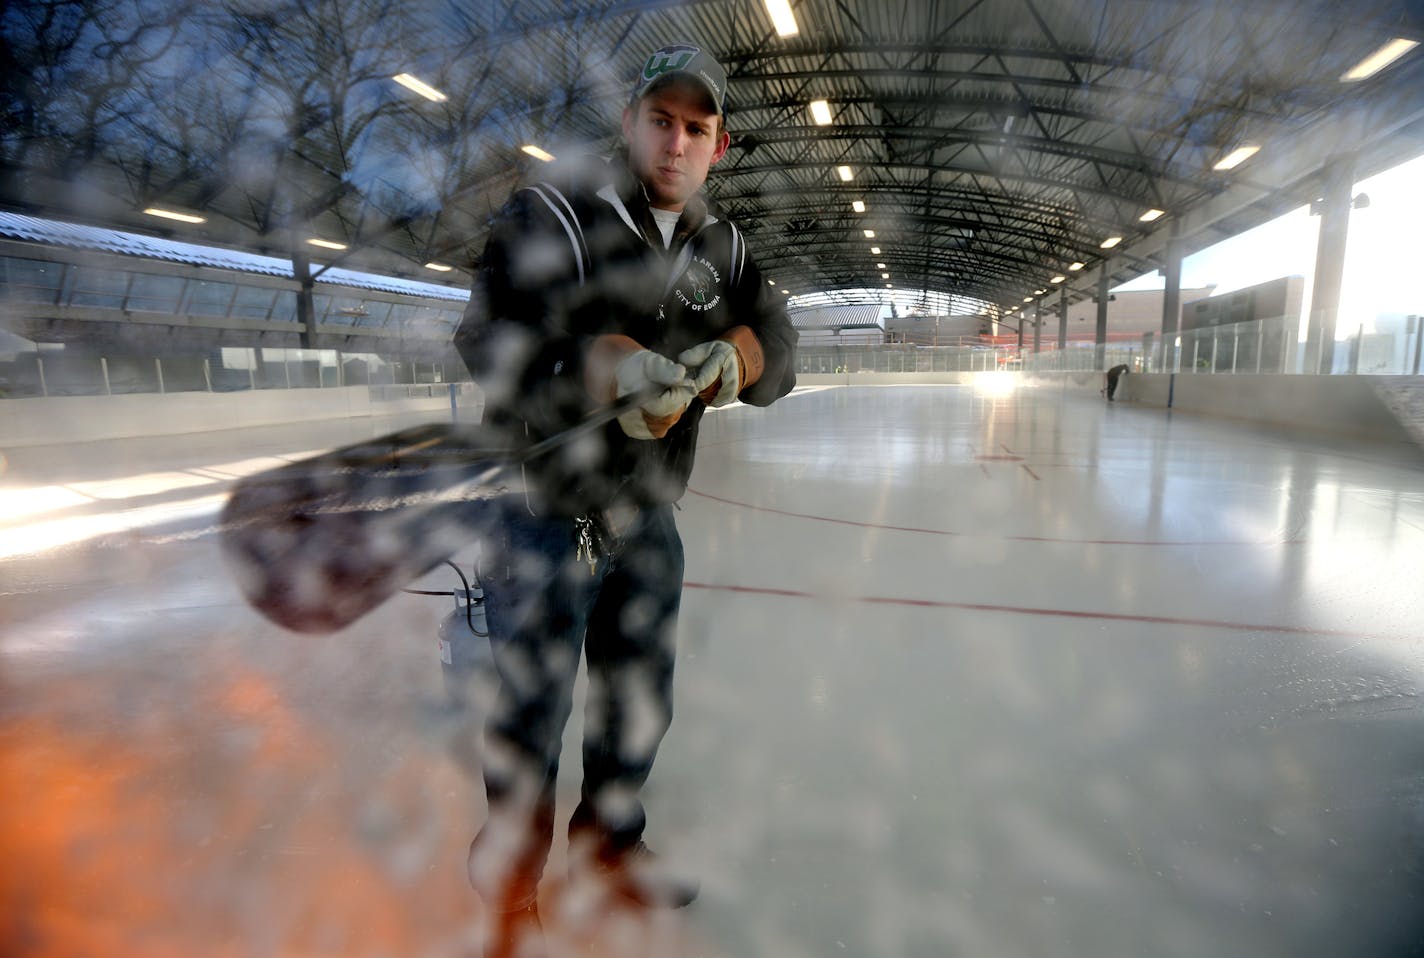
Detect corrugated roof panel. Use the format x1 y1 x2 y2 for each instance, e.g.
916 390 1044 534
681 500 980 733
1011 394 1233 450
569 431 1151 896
0 212 469 303
789 304 886 329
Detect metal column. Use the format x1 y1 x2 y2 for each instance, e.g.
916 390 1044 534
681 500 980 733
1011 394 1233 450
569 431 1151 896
1160 219 1184 374
293 239 318 350
1057 288 1068 353
1095 265 1110 370
1304 155 1356 374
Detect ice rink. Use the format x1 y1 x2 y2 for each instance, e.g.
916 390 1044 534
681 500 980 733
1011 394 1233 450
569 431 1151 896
3 382 1423 957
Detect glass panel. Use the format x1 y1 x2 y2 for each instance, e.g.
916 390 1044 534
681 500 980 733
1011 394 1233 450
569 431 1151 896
325 296 369 326
68 266 130 308
186 280 237 317
125 273 186 313
230 285 279 320
355 301 394 327
0 256 64 304
270 291 299 322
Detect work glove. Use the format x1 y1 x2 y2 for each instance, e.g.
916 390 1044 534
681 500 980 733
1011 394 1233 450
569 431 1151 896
676 325 766 407
586 334 696 440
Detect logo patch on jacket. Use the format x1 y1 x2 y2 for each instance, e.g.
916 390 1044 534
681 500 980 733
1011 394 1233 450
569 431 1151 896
675 256 722 312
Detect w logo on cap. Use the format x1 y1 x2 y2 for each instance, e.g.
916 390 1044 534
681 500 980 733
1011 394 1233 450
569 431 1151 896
642 44 699 82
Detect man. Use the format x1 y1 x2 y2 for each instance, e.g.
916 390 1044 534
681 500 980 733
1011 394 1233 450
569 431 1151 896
453 42 798 955
1105 362 1130 401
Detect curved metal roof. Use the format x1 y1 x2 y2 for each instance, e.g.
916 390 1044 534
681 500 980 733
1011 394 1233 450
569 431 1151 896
4 0 1422 324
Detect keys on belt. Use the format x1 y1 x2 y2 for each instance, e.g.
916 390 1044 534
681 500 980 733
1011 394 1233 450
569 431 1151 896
572 505 638 576
574 515 603 575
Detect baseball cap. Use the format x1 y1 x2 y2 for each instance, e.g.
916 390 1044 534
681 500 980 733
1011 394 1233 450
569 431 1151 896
631 43 727 116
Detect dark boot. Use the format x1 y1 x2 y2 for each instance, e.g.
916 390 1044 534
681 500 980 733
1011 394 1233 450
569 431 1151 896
571 837 699 909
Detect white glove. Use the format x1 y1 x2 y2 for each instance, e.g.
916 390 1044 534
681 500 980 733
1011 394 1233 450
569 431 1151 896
614 349 696 439
677 340 741 407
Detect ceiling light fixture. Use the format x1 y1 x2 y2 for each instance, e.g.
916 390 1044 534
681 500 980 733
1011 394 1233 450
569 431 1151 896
876 262 886 268
1100 236 1123 249
1023 296 1034 302
1340 38 1420 82
1050 275 1065 283
307 238 347 250
809 100 833 125
869 246 880 254
143 207 206 224
837 165 853 181
392 73 448 102
1212 145 1259 171
424 262 453 272
852 200 866 213
882 272 890 279
521 144 555 162
863 229 875 238
764 0 800 37
1139 208 1165 222
1068 261 1085 271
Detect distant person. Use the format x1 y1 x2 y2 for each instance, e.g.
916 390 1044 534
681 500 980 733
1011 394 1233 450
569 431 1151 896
1104 363 1130 401
454 41 798 958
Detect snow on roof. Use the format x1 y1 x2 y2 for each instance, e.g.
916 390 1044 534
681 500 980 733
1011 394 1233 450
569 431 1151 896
0 211 469 302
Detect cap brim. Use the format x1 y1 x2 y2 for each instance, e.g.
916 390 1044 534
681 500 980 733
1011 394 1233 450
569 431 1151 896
634 72 724 116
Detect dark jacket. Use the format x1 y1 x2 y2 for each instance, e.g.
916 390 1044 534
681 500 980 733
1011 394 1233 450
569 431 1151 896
454 153 798 516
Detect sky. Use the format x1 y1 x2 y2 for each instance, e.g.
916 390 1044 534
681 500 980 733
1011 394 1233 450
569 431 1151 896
1113 153 1424 336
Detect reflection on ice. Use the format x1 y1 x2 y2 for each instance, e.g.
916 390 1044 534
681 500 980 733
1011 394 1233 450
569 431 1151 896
2 386 1423 956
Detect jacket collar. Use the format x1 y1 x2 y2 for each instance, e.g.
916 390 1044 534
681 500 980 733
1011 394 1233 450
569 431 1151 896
605 151 717 249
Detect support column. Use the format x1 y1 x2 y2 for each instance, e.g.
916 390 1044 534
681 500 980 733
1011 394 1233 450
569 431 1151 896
1160 219 1184 374
1032 301 1042 354
1305 154 1356 374
1095 265 1110 370
1057 288 1068 352
293 239 318 349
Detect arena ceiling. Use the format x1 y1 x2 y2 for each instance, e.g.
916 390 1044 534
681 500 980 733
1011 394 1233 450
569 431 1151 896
4 0 1424 320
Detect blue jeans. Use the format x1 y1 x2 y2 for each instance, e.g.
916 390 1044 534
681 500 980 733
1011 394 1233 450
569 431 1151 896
469 496 684 907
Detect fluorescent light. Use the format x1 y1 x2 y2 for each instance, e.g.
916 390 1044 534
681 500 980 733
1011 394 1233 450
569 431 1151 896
1099 236 1122 249
521 144 555 162
885 284 892 289
869 246 880 254
1034 289 1047 295
1050 275 1065 283
392 73 447 102
1340 38 1419 82
780 288 789 294
143 207 206 224
876 262 886 268
307 238 347 250
768 279 775 286
1212 145 1259 171
424 262 453 272
1023 296 1034 302
852 200 866 213
764 0 800 36
1068 261 1085 271
863 229 875 238
881 272 889 279
809 100 833 125
1139 208 1165 222
837 165 853 181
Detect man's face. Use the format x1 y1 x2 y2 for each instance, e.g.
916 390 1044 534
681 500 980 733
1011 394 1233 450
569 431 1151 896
622 79 731 212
